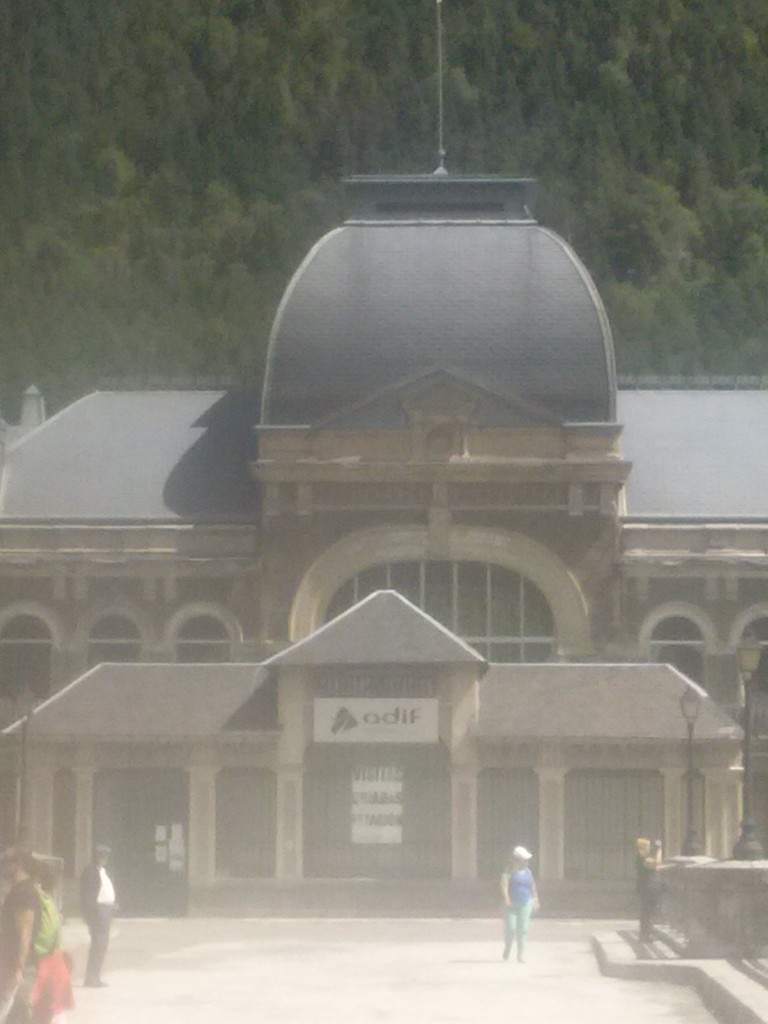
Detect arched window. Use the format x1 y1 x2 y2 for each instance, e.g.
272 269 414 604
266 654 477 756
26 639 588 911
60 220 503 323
0 615 52 700
649 616 704 682
175 615 232 663
743 617 768 645
88 615 141 668
325 561 555 662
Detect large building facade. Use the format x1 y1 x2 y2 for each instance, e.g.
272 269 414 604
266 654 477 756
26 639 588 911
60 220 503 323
0 175 761 907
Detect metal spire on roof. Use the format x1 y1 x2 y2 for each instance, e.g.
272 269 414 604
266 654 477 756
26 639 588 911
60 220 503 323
434 0 448 175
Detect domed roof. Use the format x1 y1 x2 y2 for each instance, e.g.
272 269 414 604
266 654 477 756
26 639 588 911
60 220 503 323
262 176 616 426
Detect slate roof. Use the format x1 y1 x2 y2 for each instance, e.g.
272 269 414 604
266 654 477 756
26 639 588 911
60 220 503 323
0 390 260 522
265 590 488 668
618 390 768 519
476 664 740 741
6 663 275 739
262 178 616 427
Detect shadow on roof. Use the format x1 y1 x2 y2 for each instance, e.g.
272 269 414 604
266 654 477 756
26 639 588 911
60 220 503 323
162 392 261 520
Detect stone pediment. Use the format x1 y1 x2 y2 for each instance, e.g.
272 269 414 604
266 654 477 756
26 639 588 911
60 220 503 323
311 367 562 431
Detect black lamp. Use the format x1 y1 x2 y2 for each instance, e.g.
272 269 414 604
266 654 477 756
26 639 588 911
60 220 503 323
733 631 765 859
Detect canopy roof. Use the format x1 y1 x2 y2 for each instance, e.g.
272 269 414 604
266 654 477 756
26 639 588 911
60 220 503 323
476 664 739 742
6 663 275 740
265 590 487 669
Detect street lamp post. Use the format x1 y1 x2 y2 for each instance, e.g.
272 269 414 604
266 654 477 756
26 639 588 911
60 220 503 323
12 692 35 850
679 685 703 856
733 632 765 860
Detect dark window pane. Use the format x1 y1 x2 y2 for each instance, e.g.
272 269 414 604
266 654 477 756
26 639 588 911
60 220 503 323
178 616 229 641
90 615 140 641
523 581 554 636
652 617 702 642
176 641 231 664
1 615 50 641
489 642 523 663
389 562 421 607
522 641 555 663
356 565 388 601
746 618 768 643
652 643 703 682
326 579 354 622
424 561 453 629
88 640 141 669
0 617 52 699
490 568 521 637
457 563 487 636
176 616 231 663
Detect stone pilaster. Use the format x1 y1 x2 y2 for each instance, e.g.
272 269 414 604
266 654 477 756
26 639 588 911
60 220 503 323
703 767 742 859
536 764 565 881
187 762 218 885
275 767 303 879
450 766 478 880
26 750 54 855
73 766 95 878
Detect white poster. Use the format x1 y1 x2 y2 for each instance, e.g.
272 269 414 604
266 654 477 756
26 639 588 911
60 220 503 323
314 698 439 743
351 766 403 845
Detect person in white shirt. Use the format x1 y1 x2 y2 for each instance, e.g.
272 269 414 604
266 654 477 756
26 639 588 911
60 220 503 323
79 845 116 988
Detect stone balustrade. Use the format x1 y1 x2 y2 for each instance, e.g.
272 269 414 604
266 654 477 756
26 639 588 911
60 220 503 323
661 857 768 957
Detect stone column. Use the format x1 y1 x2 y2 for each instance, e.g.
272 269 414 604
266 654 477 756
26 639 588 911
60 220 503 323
26 751 54 855
662 767 685 857
536 765 566 881
703 767 742 858
275 670 308 879
187 763 218 886
450 766 478 880
275 767 303 879
73 766 95 878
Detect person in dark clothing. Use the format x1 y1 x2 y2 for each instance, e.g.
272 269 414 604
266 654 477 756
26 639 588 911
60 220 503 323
79 846 116 988
635 837 662 942
0 848 40 1024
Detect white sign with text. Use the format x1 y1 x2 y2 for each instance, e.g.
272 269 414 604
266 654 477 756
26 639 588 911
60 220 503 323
351 765 403 844
313 698 439 743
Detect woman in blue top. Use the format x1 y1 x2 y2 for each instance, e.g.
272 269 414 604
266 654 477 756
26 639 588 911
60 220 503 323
500 846 539 962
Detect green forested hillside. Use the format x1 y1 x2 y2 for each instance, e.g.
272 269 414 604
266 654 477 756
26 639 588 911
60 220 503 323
2 0 768 415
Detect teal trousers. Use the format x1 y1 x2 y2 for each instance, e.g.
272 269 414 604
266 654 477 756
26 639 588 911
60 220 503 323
503 899 534 961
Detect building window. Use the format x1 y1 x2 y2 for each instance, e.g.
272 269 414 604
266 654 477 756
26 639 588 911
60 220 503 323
88 615 141 668
175 615 232 663
649 616 704 682
0 615 52 700
325 561 555 662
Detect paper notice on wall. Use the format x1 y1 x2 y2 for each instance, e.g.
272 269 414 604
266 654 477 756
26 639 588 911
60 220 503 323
351 766 403 845
168 822 185 872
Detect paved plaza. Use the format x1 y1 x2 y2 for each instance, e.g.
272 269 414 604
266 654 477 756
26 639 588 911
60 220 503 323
62 917 721 1024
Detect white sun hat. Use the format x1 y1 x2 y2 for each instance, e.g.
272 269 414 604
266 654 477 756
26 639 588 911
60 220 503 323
512 846 533 861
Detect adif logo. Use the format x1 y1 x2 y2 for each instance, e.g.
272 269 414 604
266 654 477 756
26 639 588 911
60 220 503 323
331 707 358 734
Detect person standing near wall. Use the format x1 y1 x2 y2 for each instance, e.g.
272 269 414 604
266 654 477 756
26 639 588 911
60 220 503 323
0 848 40 1023
635 837 663 942
500 846 540 963
79 846 116 988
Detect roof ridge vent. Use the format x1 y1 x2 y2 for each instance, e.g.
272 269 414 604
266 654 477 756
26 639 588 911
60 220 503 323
344 175 536 223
